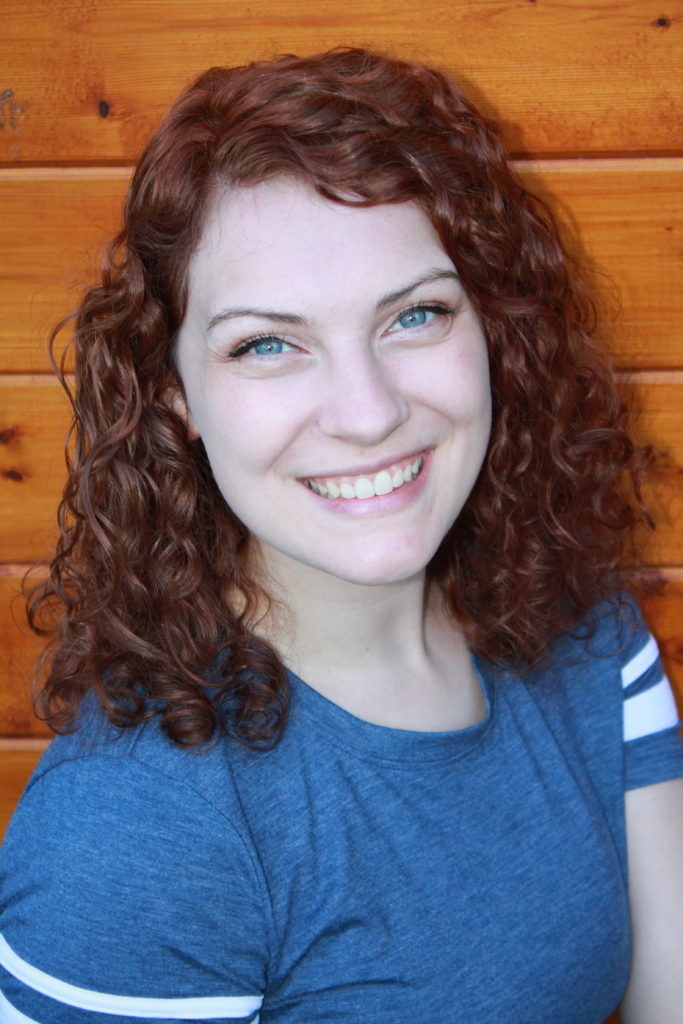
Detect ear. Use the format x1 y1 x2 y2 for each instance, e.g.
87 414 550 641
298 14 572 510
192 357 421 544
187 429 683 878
164 383 200 441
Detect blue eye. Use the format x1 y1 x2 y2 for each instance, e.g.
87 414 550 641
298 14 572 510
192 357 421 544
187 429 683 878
391 303 452 333
252 338 287 355
230 336 295 359
397 308 432 329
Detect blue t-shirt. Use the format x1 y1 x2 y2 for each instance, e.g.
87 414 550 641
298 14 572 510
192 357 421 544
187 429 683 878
1 596 682 1024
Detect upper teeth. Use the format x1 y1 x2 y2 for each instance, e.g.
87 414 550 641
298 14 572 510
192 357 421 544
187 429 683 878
306 456 423 500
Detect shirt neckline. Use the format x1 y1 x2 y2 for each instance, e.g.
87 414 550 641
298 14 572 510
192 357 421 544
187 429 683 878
286 655 496 765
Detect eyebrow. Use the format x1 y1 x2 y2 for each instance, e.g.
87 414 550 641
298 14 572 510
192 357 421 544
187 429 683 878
376 269 459 310
206 307 306 332
205 268 459 333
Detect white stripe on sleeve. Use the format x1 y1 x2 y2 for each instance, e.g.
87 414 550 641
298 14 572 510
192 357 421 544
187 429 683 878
621 634 659 689
0 934 263 1020
623 677 679 742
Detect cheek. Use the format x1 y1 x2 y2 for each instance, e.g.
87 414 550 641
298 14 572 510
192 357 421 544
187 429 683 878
405 342 491 425
195 381 312 474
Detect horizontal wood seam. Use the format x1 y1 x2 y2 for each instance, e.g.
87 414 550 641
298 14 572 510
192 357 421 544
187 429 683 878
4 371 683 389
0 737 50 751
1 158 683 184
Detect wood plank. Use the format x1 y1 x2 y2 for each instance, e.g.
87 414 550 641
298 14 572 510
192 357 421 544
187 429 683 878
1 372 681 563
1 160 682 372
518 160 683 370
625 375 683 568
0 377 71 563
0 170 128 372
1 0 681 165
0 568 50 737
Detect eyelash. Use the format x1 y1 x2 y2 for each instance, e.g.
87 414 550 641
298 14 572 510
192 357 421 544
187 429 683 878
227 301 456 359
228 335 295 359
390 302 454 330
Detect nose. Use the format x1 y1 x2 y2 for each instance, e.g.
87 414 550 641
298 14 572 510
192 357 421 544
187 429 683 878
316 347 410 445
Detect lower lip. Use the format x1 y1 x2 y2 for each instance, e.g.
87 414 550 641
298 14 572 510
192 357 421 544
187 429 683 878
300 453 431 518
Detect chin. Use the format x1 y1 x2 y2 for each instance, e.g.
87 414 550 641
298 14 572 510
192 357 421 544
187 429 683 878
310 547 435 589
257 529 443 591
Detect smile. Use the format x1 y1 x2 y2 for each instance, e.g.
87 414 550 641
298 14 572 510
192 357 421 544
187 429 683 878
304 454 425 501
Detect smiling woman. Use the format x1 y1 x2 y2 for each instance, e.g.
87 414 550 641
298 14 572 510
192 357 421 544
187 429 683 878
0 47 681 1024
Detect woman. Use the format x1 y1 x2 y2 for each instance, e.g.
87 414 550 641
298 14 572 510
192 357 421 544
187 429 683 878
0 48 681 1023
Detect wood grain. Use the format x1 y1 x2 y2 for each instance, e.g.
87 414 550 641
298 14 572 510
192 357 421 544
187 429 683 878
625 374 683 567
1 160 682 373
1 1 681 165
0 170 128 373
0 569 50 737
519 159 683 370
0 376 72 564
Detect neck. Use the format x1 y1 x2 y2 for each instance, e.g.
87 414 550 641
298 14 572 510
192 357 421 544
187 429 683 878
249 547 485 732
265 558 429 672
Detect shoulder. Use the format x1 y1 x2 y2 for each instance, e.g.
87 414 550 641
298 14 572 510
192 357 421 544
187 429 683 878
550 591 648 670
537 592 682 790
0 713 272 1022
24 699 262 816
539 591 663 702
4 706 271 891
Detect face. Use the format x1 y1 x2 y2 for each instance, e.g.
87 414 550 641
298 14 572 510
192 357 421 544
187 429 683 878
174 178 491 589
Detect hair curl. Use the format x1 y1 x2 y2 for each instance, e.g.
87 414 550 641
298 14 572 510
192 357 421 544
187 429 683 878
28 47 653 748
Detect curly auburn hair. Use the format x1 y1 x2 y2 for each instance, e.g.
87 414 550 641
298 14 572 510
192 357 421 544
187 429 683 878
29 47 652 748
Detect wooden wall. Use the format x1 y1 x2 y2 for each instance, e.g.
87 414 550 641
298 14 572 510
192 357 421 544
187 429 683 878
1 0 682 850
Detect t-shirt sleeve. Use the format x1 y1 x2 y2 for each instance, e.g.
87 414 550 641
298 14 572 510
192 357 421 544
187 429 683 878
0 754 268 1024
617 603 683 791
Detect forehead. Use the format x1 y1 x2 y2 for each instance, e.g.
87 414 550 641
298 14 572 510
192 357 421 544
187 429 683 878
185 178 452 311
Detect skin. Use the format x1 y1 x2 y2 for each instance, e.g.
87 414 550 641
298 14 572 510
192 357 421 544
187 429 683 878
620 778 683 1021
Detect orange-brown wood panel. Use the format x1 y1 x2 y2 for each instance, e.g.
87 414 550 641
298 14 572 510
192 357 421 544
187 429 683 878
2 160 682 373
0 377 71 564
0 569 50 737
519 159 683 369
2 373 681 563
0 170 128 372
1 1 681 165
625 373 683 568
